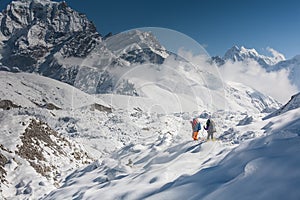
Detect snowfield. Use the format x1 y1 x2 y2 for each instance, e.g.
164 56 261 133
142 108 300 200
0 0 299 199
0 71 298 200
43 104 300 199
44 105 300 200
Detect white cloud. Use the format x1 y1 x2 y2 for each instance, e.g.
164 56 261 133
171 48 297 104
176 48 214 71
219 60 298 103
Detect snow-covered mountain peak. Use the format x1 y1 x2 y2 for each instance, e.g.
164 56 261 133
105 30 162 49
0 0 171 92
0 1 299 199
224 45 259 62
223 45 285 67
240 46 259 55
1 0 95 38
104 29 168 59
0 0 101 76
269 54 300 91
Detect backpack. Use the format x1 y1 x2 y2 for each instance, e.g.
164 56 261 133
192 118 201 131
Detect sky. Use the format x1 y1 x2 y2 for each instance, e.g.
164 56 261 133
0 0 299 58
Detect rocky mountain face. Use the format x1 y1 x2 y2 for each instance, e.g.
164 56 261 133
0 0 169 95
105 30 168 64
0 0 100 71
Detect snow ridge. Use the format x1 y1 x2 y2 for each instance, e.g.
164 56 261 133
223 45 285 67
264 92 300 119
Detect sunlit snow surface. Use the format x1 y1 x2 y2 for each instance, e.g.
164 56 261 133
45 107 300 200
0 0 299 199
0 71 298 200
46 105 300 199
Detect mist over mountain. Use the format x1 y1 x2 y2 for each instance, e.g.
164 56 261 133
0 0 298 102
211 45 299 102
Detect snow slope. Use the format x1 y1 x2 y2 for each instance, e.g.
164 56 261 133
0 71 110 199
225 81 280 113
0 71 108 109
143 108 300 200
44 101 300 200
264 92 300 120
0 116 93 199
104 30 169 61
95 55 280 114
0 70 281 199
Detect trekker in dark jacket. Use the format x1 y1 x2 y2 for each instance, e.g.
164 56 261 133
204 118 216 140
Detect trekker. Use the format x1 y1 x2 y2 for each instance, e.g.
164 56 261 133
204 118 216 140
191 116 201 140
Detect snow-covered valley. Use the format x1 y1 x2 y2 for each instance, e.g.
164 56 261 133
0 0 300 199
0 71 299 199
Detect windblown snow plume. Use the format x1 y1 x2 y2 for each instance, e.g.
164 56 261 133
266 47 286 63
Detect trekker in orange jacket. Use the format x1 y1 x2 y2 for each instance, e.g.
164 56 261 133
191 117 201 141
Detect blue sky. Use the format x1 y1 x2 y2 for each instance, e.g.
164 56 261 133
1 0 299 59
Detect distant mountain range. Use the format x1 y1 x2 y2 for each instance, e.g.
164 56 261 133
1 0 299 97
212 45 300 91
0 0 299 101
218 45 285 67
